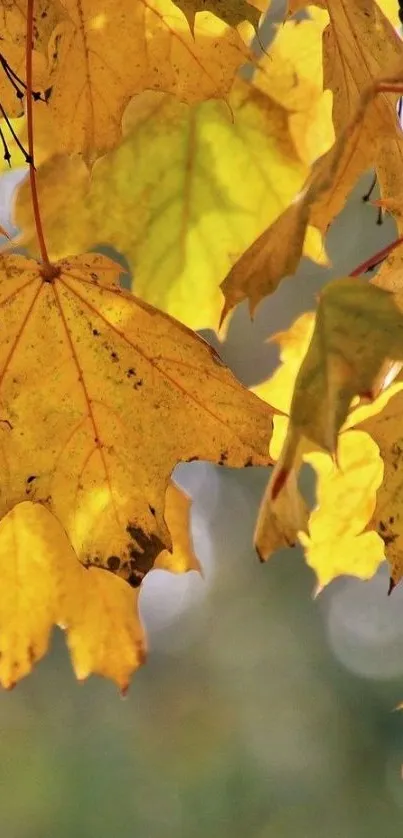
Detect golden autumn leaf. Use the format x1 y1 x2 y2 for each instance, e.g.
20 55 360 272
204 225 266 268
253 11 334 165
251 310 391 582
251 315 314 561
250 279 403 570
299 432 385 587
45 0 251 160
271 278 403 496
295 377 403 588
220 62 403 318
252 312 315 415
0 251 272 589
155 481 201 574
376 0 402 28
254 13 326 114
0 475 198 689
254 464 309 561
319 0 402 135
14 81 309 331
0 501 145 690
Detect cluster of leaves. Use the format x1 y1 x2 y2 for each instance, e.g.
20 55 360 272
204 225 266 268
1 0 403 690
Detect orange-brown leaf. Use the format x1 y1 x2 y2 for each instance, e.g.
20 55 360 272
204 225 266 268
45 0 251 160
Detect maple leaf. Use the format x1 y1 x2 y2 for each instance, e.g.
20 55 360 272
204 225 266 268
0 478 198 689
251 310 392 583
0 501 145 690
253 10 333 165
318 0 402 135
250 276 403 578
251 314 314 561
298 431 385 587
220 61 403 319
270 278 403 496
377 0 402 27
44 0 251 160
0 251 272 588
154 481 201 573
14 81 309 331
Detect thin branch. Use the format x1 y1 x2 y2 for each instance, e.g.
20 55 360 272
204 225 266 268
25 0 49 266
349 235 403 276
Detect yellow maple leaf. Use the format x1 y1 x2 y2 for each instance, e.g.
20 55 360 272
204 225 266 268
251 309 391 583
0 475 198 689
45 0 251 160
14 81 309 332
299 432 385 587
253 11 334 165
220 61 403 318
273 279 403 485
252 312 316 415
155 481 201 573
0 251 272 589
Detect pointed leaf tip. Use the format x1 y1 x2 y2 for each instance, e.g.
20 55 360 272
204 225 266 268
388 577 397 596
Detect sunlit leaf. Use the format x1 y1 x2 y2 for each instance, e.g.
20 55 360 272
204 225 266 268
14 82 308 331
45 0 252 160
0 251 272 589
220 62 403 318
299 432 385 587
0 501 145 690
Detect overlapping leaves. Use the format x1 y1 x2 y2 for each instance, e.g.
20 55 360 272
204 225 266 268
3 0 403 689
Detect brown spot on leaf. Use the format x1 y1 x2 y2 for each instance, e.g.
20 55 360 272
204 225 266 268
107 555 121 572
383 533 398 547
124 523 165 587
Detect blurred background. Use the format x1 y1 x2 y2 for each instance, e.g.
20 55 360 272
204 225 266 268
2 1 403 837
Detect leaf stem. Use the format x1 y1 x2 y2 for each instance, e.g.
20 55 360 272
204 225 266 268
26 0 49 266
349 234 403 276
